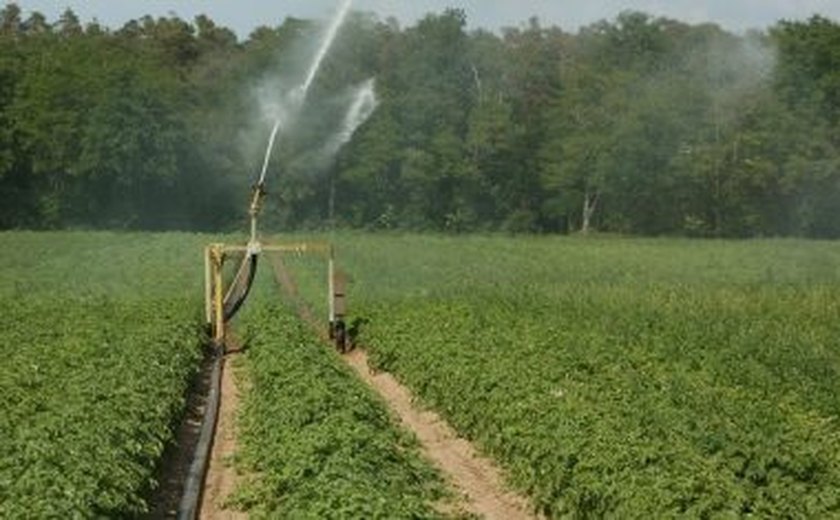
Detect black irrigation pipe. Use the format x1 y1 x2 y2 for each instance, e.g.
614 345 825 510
224 254 258 323
177 344 224 520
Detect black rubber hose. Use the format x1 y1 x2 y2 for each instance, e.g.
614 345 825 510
177 347 223 520
223 253 258 322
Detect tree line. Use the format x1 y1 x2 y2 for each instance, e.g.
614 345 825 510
1 4 839 237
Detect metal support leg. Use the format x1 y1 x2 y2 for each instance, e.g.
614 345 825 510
204 246 212 326
211 246 225 346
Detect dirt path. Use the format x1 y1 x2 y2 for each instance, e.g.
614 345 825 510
269 255 537 520
344 349 536 519
199 348 247 520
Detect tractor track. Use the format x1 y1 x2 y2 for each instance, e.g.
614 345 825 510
269 255 538 520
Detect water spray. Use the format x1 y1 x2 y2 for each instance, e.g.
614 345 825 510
249 0 354 247
301 0 353 96
323 79 378 159
249 120 281 244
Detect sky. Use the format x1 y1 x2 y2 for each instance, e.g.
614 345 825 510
10 1 840 39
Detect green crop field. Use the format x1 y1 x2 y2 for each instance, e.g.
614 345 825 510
5 4 840 519
283 233 840 518
0 232 207 516
3 231 840 518
0 231 446 518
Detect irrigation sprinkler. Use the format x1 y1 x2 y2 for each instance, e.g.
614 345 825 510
200 0 376 353
202 0 362 353
203 118 350 351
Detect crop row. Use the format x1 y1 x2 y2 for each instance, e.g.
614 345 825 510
229 270 448 518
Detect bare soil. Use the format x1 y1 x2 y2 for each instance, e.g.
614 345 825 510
199 346 247 520
269 254 537 520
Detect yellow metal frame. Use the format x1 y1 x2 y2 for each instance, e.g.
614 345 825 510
204 241 336 346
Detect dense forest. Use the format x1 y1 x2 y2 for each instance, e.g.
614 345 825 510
1 4 839 237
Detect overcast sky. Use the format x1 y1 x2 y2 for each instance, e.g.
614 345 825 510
11 1 840 38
